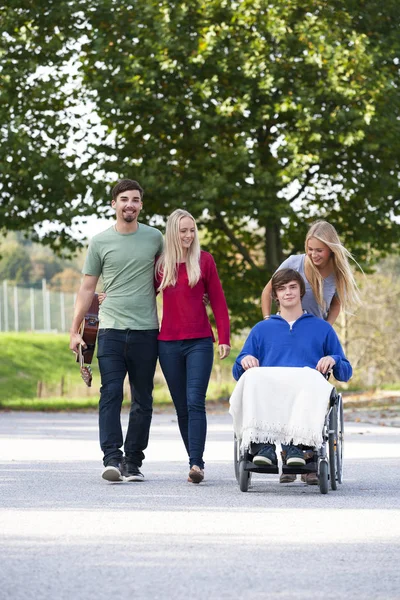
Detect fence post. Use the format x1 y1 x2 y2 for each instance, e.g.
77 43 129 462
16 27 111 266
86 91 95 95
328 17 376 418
0 280 75 333
3 280 9 332
42 279 51 332
30 288 35 331
60 292 65 332
42 279 47 332
13 286 19 332
46 288 51 331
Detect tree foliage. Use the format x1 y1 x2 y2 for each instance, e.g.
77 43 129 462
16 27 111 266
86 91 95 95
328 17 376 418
49 267 82 292
0 243 32 283
0 1 102 251
0 233 81 286
1 0 399 328
336 265 400 388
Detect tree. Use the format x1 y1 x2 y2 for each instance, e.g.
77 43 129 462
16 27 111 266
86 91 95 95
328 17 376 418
29 254 63 284
1 1 399 328
336 267 400 388
49 267 82 292
0 0 103 252
0 233 79 286
0 243 32 283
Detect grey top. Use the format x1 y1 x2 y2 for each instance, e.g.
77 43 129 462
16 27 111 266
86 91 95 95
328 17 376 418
277 254 336 320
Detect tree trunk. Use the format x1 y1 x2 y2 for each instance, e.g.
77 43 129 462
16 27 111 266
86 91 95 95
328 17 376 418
265 223 283 272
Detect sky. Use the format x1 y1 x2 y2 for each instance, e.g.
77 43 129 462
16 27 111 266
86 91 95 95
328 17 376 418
72 215 115 242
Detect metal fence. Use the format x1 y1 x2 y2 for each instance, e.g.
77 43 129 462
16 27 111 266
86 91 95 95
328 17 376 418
0 279 76 333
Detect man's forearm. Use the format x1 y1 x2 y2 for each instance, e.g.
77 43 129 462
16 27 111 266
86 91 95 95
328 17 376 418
70 288 96 334
332 357 352 382
232 361 245 381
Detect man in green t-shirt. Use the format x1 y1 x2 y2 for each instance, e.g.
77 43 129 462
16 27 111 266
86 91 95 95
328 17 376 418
70 179 163 483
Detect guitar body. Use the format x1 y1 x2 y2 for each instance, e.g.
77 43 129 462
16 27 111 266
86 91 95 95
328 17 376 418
76 294 100 386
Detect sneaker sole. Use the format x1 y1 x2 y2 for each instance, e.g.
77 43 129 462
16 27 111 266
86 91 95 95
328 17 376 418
286 457 306 466
188 476 204 484
102 466 123 482
188 470 204 484
252 456 275 466
124 475 145 482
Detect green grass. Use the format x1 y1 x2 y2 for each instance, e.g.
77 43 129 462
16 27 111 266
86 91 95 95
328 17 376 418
0 396 173 412
1 332 386 412
0 333 84 400
0 332 238 411
0 397 101 411
380 382 400 391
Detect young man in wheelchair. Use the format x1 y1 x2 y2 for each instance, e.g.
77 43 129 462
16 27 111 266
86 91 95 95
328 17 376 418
232 268 352 485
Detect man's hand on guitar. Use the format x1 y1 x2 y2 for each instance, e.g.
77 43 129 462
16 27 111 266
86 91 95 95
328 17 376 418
69 283 99 388
69 332 86 355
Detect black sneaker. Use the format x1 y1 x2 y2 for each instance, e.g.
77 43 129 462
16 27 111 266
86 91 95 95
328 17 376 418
253 444 278 466
123 459 145 482
102 458 123 482
286 445 306 466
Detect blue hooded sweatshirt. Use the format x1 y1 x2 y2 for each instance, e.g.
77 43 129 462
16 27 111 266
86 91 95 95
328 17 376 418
232 313 352 382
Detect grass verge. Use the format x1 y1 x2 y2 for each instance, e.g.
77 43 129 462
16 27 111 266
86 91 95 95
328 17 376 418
0 332 237 411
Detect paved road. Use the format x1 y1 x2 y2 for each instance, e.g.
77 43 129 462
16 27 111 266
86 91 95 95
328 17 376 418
0 411 399 600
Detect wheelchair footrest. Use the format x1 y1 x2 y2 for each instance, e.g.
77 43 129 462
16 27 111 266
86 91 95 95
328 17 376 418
242 461 279 474
282 462 318 475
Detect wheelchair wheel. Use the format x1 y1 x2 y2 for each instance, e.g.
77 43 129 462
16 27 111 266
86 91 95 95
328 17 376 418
319 460 329 495
337 395 344 484
239 460 250 492
234 435 240 483
329 405 338 491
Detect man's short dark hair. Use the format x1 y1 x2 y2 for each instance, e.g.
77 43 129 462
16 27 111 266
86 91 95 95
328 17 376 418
112 179 144 201
271 268 306 301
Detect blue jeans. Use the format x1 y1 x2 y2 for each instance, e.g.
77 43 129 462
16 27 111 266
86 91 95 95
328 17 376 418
158 337 214 469
97 328 158 466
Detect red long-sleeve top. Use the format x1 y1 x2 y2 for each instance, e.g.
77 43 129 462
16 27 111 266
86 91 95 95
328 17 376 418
157 251 230 345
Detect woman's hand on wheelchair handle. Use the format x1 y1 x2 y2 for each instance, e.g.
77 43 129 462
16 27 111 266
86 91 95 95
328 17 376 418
241 355 259 370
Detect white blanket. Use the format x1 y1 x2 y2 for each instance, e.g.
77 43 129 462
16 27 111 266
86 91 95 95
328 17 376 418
229 367 333 450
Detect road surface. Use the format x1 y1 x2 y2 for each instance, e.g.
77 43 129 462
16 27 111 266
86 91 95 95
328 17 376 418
0 411 399 599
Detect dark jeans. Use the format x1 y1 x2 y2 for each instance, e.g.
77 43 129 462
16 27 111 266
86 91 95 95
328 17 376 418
97 328 158 466
158 337 214 469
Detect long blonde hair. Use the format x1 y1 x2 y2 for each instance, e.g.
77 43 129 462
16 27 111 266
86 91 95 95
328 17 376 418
156 209 201 290
304 220 361 314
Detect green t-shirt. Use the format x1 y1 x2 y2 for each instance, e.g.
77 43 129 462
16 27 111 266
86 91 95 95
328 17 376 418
83 223 163 330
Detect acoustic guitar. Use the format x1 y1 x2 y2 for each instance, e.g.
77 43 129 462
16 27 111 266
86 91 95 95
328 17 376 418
76 293 99 387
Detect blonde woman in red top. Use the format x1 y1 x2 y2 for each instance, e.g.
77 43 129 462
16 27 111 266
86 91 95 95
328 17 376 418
156 209 230 484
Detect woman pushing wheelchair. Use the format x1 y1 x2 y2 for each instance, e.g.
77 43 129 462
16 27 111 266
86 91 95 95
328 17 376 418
252 220 360 484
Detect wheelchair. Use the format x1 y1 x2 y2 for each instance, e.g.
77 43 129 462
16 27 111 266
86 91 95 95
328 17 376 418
234 386 344 495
